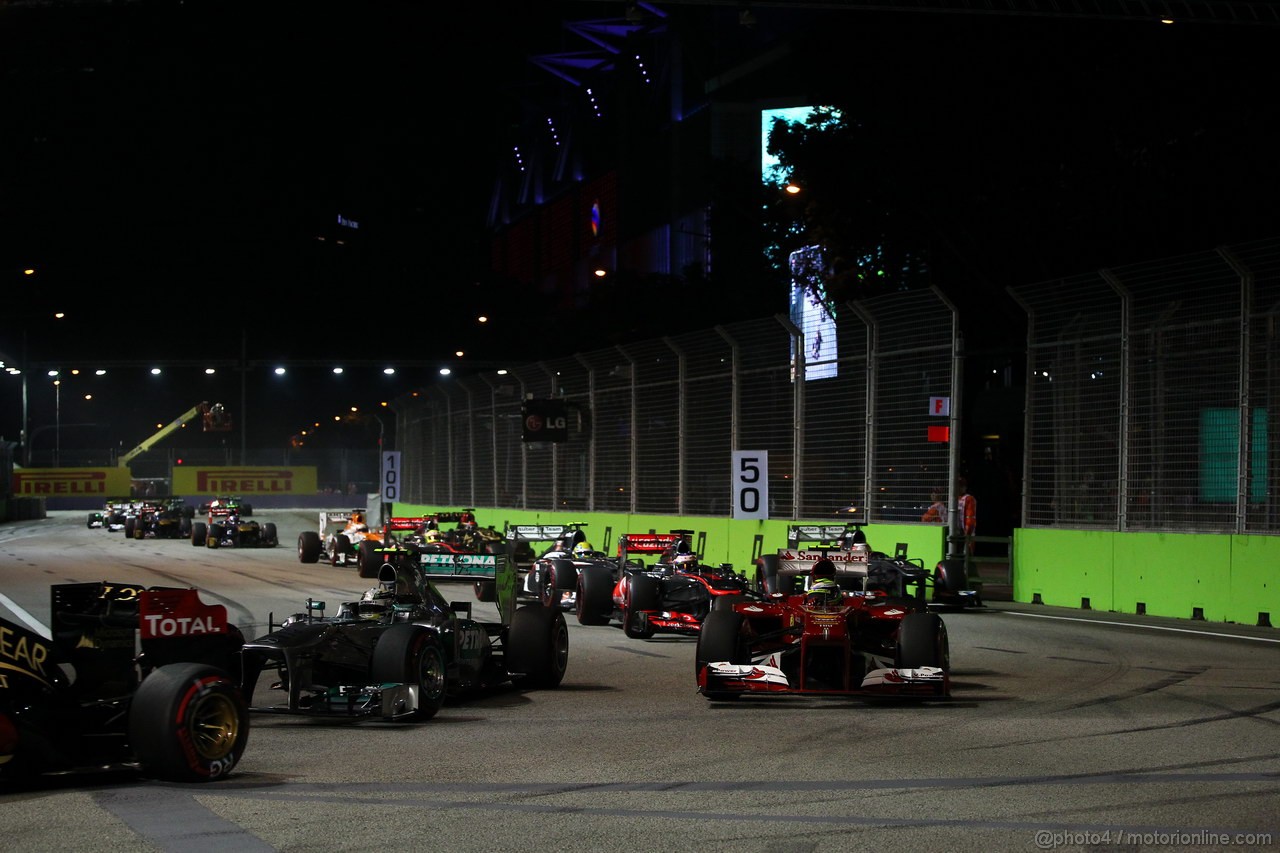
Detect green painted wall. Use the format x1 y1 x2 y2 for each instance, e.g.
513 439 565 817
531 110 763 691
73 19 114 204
395 504 946 579
1014 528 1279 627
396 504 1279 628
1014 529 1114 611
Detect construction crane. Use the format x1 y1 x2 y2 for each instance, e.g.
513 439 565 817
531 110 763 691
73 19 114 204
117 402 231 467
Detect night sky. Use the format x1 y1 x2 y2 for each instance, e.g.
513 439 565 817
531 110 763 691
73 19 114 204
3 0 1278 452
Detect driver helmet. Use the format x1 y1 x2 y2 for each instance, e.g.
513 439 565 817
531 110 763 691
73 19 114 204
424 529 441 543
353 523 368 533
227 513 240 525
358 585 393 619
673 553 697 568
362 584 392 602
808 558 841 605
807 577 842 606
573 542 595 558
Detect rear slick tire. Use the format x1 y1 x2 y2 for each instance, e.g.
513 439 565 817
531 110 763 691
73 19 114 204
128 663 248 783
507 605 569 689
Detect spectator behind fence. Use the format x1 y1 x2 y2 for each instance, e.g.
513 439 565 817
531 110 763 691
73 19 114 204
921 490 948 524
958 477 977 557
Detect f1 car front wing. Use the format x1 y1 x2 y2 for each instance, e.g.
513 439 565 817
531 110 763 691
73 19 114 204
699 661 949 699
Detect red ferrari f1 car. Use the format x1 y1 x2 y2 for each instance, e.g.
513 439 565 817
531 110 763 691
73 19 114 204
696 539 950 702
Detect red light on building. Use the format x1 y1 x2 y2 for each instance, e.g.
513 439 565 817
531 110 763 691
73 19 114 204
927 426 950 443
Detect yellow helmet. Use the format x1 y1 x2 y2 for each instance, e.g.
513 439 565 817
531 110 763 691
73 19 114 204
807 577 842 607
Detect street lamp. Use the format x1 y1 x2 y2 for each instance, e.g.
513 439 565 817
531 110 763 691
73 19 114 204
8 304 67 466
53 375 60 467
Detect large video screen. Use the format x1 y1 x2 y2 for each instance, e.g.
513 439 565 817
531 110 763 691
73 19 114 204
789 245 838 380
764 106 840 382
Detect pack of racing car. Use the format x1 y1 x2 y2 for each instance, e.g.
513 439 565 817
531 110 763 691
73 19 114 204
125 497 194 540
86 497 134 530
296 508 499 578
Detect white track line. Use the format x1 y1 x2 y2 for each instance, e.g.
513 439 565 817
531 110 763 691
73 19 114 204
1005 610 1280 643
0 591 51 637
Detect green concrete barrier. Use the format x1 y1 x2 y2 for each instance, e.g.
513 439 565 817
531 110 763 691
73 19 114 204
394 504 944 583
1014 527 1279 627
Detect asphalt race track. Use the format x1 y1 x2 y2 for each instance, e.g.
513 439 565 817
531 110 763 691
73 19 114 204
2 512 1279 852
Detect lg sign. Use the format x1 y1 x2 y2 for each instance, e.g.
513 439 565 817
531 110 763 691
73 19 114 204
521 399 568 443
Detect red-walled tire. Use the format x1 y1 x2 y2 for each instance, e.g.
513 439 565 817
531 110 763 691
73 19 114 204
128 663 248 783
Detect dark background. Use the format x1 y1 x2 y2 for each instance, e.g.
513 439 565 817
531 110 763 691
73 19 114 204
3 0 1278 451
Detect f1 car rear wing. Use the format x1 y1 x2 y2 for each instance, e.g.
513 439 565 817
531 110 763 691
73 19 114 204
773 545 870 579
772 541 932 599
411 551 519 623
616 531 701 567
504 523 589 548
785 523 866 548
423 510 472 527
381 515 432 534
200 497 253 517
47 581 236 700
319 509 365 533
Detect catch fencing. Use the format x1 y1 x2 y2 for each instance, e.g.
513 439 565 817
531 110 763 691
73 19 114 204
25 237 1274 539
1010 235 1280 533
399 235 1280 537
396 287 959 523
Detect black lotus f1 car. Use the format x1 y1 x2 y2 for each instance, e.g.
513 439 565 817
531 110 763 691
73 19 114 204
0 581 249 784
240 540 569 722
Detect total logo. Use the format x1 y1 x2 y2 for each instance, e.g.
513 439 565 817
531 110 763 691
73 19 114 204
141 614 222 637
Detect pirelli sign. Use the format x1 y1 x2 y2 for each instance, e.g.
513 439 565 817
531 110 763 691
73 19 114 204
11 468 133 497
173 467 317 495
11 467 319 497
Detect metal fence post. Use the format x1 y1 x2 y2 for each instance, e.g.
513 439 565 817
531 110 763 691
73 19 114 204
1218 246 1254 535
1101 270 1131 532
615 345 638 514
776 314 804 516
